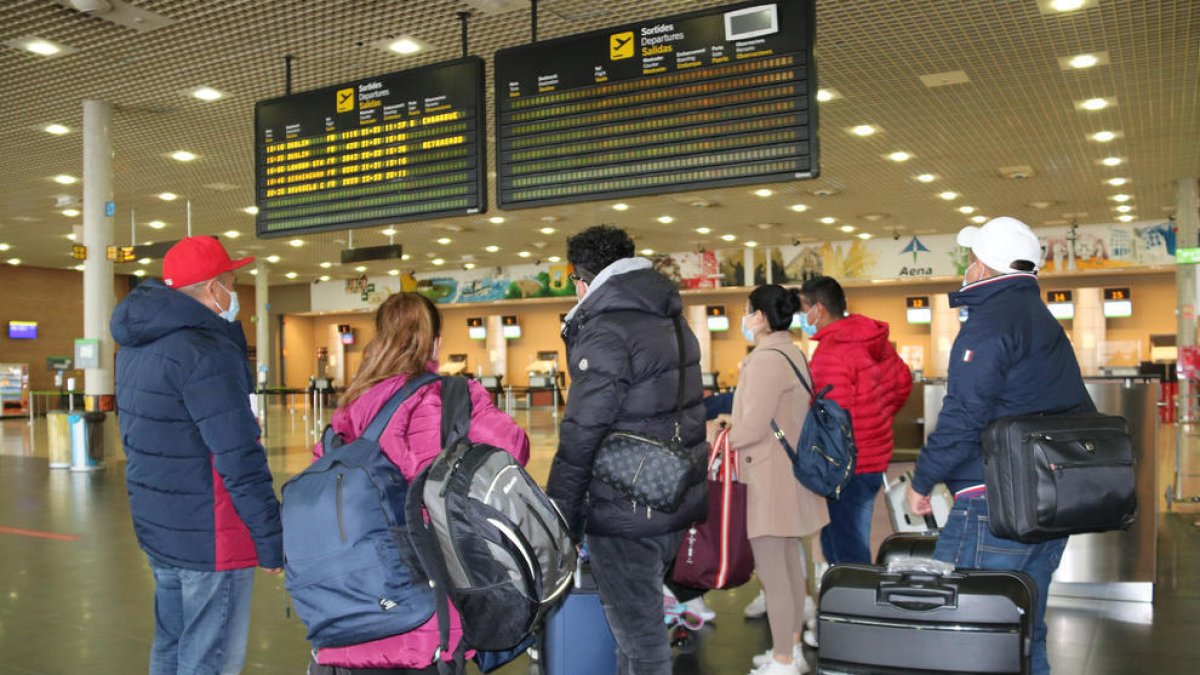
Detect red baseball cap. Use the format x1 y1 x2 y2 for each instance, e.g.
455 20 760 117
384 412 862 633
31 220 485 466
162 236 254 288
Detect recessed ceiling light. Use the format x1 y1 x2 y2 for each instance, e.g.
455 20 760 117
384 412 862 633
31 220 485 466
170 150 197 162
612 203 630 211
288 239 305 247
915 174 937 183
547 256 562 263
958 206 976 214
223 230 240 239
15 38 65 57
388 38 423 54
432 258 445 266
839 225 856 233
401 254 411 261
266 255 280 263
132 269 145 277
1051 0 1086 10
489 216 506 224
1091 131 1116 142
1068 54 1099 69
695 227 712 235
147 220 167 229
1117 215 1134 222
62 208 80 217
381 227 397 236
319 275 331 282
850 124 877 137
540 227 557 234
285 272 298 279
887 151 911 162
1079 98 1110 111
1102 157 1123 166
0 244 9 252
971 215 988 224
1115 205 1133 213
789 204 809 212
319 261 332 268
191 87 225 101
137 257 152 265
820 217 837 224
656 216 674 224
66 234 76 242
816 88 840 102
52 174 77 185
464 262 477 270
939 191 959 200
1110 194 1131 202
158 192 178 201
248 268 258 276
388 269 400 276
720 234 737 242
5 258 21 265
1107 177 1128 186
857 233 873 240
485 245 500 253
74 264 85 271
242 206 259 215
640 248 655 255
437 237 452 245
354 265 367 272
44 124 70 135
517 251 531 258
754 188 774 197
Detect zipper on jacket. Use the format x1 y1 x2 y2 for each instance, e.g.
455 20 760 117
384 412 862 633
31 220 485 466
1050 459 1133 471
335 474 348 543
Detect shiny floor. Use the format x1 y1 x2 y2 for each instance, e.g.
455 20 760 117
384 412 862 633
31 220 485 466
0 403 1197 674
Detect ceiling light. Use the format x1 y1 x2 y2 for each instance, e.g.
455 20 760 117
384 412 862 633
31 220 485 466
147 220 167 229
744 241 759 248
850 125 877 137
222 230 240 239
401 254 411 261
388 38 422 54
1091 131 1116 142
66 234 76 242
1107 177 1128 186
1079 98 1109 111
354 265 367 272
285 272 298 279
133 269 146 277
485 245 500 253
380 227 397 236
1111 194 1131 202
887 151 911 162
19 38 63 56
857 233 873 240
248 268 258 276
5 258 21 265
971 216 988 224
656 216 674 224
52 174 77 185
437 237 452 245
489 216 506 224
695 227 712 235
1051 0 1085 11
612 203 630 211
0 244 10 251
789 204 809 212
540 227 557 234
242 206 259 215
640 248 655 255
548 256 562 263
518 251 531 258
319 275 331 282
319 261 332 268
266 255 280 263
1102 157 1123 166
137 257 151 265
62 208 80 217
958 206 976 214
816 88 839 102
915 174 937 183
1068 54 1099 69
288 239 305 248
839 225 856 233
388 269 400 276
938 191 959 200
74 264 85 271
44 124 70 135
1117 215 1134 222
720 234 737 242
191 87 225 101
432 258 445 266
170 150 197 162
158 192 178 201
464 262 477 270
754 188 774 197
1115 205 1133 213
820 217 837 224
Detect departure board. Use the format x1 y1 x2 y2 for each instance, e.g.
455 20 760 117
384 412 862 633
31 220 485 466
254 57 486 238
494 0 817 209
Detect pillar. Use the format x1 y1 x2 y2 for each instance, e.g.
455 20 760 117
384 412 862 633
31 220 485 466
1176 177 1199 501
82 100 115 399
1072 288 1105 376
255 260 270 385
928 293 961 377
486 315 507 382
743 247 755 287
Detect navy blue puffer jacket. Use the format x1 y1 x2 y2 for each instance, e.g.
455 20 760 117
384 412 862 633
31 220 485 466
111 279 282 570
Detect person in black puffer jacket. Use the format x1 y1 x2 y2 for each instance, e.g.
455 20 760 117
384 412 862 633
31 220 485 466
547 225 707 675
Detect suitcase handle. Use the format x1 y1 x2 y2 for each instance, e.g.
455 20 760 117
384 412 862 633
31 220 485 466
879 585 956 611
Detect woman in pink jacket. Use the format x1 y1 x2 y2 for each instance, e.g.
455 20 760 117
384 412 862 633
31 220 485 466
308 293 530 674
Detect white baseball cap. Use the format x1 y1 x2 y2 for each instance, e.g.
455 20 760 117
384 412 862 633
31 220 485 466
957 217 1042 274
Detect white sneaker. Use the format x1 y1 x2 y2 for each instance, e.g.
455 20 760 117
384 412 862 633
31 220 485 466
752 645 804 667
744 589 767 618
684 595 716 622
802 628 818 649
749 657 806 675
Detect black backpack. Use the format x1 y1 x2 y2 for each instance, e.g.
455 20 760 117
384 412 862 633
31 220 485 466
406 376 576 673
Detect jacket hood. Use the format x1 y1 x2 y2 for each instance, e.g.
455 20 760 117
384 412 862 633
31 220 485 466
949 273 1040 309
567 260 681 323
813 314 893 362
111 279 230 347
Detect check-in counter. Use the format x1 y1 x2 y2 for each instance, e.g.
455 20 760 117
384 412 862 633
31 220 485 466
921 376 1158 601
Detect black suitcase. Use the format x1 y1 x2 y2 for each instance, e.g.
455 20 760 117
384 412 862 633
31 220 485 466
874 532 938 566
817 564 1036 674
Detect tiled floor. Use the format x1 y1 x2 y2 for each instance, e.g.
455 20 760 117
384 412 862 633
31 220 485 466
0 403 1197 674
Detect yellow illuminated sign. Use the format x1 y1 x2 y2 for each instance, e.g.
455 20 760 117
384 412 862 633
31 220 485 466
335 88 355 113
610 32 634 60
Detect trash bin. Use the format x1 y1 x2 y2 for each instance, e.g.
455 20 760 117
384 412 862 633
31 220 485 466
46 410 71 469
69 411 106 472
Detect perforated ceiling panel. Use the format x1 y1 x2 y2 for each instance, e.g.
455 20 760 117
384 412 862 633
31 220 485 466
0 0 1196 280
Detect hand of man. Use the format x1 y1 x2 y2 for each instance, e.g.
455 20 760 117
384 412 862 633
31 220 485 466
262 567 283 575
906 484 933 516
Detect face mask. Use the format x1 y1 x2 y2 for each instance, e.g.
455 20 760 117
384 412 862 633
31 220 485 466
798 308 818 337
962 261 978 288
215 281 239 322
741 315 757 343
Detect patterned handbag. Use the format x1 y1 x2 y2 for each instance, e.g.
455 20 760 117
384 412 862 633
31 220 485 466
593 316 699 513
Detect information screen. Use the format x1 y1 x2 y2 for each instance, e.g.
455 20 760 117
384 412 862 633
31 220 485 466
254 57 486 238
494 0 817 209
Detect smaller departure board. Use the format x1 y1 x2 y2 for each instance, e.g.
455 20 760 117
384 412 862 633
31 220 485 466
494 0 817 209
254 57 486 238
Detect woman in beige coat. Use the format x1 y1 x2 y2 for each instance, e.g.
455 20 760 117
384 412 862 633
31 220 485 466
730 285 830 675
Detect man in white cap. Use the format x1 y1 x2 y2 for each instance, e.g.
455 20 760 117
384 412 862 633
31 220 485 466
907 217 1091 675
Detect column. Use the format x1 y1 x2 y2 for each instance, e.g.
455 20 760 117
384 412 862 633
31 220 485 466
1072 288 1105 376
1176 177 1199 501
928 293 961 377
255 259 270 385
486 315 507 381
82 100 115 399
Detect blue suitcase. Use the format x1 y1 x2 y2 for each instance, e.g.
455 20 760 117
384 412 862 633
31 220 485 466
538 564 617 675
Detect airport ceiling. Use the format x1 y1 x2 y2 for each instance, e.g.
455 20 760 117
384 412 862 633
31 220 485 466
0 0 1196 282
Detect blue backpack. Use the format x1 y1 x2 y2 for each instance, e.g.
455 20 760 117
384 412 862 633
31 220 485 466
765 349 857 499
281 372 439 648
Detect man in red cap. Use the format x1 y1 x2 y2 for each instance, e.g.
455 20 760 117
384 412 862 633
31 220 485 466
111 236 282 675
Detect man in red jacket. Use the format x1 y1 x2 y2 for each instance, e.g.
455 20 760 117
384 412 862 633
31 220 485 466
798 277 913 566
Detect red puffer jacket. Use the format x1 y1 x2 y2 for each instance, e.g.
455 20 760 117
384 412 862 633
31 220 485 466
809 315 913 474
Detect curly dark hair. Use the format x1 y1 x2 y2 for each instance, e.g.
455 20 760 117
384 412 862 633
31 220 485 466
566 225 635 282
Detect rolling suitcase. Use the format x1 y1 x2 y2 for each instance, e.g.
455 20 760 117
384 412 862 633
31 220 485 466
874 531 938 566
817 563 1036 674
883 472 954 532
536 560 617 675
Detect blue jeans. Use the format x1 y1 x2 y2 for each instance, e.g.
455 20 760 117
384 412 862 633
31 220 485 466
932 496 1068 675
819 472 883 564
147 556 255 675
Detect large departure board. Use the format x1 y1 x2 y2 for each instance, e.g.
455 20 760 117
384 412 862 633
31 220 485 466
254 57 486 238
494 0 817 209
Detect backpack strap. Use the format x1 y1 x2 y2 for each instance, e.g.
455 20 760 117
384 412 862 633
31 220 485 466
406 469 465 675
763 348 832 400
360 372 441 443
439 376 473 450
761 349 818 466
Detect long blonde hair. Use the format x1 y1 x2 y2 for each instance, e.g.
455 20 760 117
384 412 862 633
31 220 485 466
342 293 440 406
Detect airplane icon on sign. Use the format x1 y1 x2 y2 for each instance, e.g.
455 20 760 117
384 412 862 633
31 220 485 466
610 31 634 60
336 87 355 113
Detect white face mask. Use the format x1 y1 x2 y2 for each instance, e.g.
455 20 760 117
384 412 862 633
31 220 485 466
962 261 978 288
214 281 239 322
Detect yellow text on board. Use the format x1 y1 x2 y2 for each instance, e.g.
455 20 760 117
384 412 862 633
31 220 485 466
610 32 634 60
